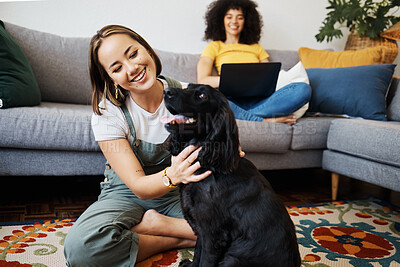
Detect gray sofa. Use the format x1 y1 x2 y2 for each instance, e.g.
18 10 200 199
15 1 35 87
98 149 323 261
1 22 399 200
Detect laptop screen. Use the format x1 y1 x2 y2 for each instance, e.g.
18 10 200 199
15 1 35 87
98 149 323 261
219 62 281 100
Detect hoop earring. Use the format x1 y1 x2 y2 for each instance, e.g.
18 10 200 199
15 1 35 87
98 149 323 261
114 83 122 100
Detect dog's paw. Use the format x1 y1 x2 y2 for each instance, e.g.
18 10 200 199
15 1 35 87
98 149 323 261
179 259 193 267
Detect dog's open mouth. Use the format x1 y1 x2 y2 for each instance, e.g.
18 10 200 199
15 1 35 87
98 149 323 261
161 114 197 127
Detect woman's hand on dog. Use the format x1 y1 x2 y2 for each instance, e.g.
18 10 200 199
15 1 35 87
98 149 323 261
168 145 212 185
239 146 245 158
239 138 245 158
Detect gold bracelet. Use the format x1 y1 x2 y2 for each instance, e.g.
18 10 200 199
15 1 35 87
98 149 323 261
161 167 177 188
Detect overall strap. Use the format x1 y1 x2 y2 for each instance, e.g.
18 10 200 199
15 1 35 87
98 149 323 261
120 104 136 141
119 102 171 175
158 75 183 89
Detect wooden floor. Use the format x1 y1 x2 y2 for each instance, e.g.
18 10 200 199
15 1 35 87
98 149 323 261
1 168 399 223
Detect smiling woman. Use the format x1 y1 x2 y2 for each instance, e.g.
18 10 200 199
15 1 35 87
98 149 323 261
63 24 212 266
97 35 157 93
89 26 163 115
197 0 312 125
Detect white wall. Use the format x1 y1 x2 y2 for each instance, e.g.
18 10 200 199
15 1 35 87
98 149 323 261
0 0 347 54
1 0 399 74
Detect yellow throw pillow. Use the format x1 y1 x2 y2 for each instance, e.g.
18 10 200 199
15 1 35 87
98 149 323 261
298 46 388 68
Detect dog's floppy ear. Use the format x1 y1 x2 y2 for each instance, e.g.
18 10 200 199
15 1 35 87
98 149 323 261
199 98 240 174
187 83 201 89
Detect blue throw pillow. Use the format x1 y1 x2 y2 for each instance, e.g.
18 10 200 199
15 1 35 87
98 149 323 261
306 64 395 121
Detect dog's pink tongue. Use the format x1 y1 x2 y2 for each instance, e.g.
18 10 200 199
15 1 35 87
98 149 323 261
161 114 187 124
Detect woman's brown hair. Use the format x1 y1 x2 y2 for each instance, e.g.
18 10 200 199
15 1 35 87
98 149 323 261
89 25 162 115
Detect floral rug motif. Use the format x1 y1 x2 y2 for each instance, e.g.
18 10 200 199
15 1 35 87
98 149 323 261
0 219 74 267
1 198 399 267
291 198 400 267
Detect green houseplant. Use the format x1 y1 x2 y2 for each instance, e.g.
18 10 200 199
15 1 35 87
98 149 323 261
316 0 400 42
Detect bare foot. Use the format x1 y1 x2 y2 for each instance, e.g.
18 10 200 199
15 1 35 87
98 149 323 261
131 209 196 240
136 234 196 262
263 115 296 125
132 210 197 263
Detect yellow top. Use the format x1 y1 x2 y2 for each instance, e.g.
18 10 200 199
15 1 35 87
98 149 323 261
201 41 269 75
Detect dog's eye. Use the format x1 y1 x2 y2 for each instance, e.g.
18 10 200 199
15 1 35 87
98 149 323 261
198 93 207 100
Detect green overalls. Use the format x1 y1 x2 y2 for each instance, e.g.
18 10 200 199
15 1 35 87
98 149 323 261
64 77 183 267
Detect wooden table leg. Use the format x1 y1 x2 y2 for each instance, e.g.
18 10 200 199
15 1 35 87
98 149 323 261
332 173 339 201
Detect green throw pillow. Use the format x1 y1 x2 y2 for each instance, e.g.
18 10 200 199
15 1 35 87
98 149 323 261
0 20 41 108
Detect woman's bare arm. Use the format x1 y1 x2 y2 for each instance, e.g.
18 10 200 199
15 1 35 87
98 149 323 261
197 56 220 88
98 139 210 200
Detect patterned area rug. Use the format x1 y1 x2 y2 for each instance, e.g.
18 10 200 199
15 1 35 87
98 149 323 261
1 197 399 267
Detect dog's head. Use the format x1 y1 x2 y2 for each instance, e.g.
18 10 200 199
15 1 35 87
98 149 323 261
163 84 240 174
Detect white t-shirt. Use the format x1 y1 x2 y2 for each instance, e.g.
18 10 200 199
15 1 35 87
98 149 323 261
91 78 188 145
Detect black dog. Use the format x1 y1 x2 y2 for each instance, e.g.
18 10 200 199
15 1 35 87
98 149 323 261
163 84 301 267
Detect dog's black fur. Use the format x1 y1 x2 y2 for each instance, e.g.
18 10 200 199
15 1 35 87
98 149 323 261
163 84 301 267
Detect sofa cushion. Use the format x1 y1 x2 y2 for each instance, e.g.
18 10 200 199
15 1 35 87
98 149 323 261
291 117 338 150
236 120 292 153
156 49 200 84
247 150 323 170
0 148 105 176
0 21 41 108
306 64 395 121
268 49 299 71
298 46 387 68
4 22 92 105
0 102 99 151
327 119 400 168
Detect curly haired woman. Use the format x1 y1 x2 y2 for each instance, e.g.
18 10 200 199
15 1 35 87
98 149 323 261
197 0 311 125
